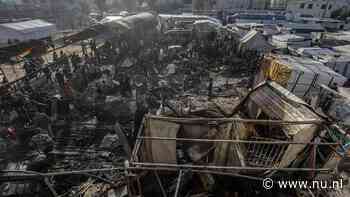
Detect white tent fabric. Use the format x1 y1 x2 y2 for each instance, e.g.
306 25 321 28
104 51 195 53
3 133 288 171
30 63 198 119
239 30 273 53
0 19 56 44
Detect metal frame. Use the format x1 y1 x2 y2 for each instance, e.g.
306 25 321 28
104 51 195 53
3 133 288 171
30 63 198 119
130 115 340 174
0 118 342 197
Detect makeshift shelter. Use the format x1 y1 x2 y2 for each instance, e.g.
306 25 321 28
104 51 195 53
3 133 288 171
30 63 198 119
254 54 347 98
238 30 273 53
271 34 311 49
314 85 350 125
0 20 56 44
297 47 350 78
131 82 337 185
242 81 323 169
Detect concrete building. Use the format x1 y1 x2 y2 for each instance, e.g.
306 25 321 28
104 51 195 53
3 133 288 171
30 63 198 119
287 0 350 18
0 0 85 29
296 47 350 78
0 0 52 21
249 0 269 9
192 0 270 11
0 19 56 44
216 0 249 9
192 0 213 12
239 29 273 53
4 0 51 6
227 12 286 24
270 0 287 9
221 0 269 10
159 0 183 4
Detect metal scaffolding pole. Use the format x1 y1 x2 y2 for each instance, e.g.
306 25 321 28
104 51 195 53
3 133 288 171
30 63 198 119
155 172 168 197
146 115 326 125
174 170 183 197
130 162 332 172
137 136 340 145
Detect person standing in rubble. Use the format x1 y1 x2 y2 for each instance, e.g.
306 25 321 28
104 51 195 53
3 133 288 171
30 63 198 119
52 51 58 63
90 39 97 56
95 49 101 64
60 51 71 78
95 85 106 104
55 70 65 89
121 75 132 97
84 53 90 65
70 52 80 72
23 78 34 94
62 51 69 65
59 50 65 60
208 78 213 100
81 40 87 55
43 66 51 82
63 63 71 79
23 60 32 74
32 111 53 138
63 78 74 99
330 82 338 91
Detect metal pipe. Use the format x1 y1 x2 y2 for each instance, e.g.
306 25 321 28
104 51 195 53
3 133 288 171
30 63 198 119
137 136 340 145
132 167 264 181
0 167 125 178
131 162 332 172
291 71 303 93
155 172 168 197
132 117 146 162
44 177 59 197
304 73 319 98
1 167 264 182
146 115 326 125
174 170 183 197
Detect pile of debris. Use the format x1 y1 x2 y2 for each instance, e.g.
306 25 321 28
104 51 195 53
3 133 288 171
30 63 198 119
131 81 344 196
0 12 349 197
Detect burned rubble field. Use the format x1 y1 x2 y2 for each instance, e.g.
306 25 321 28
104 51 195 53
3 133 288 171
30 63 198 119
0 14 265 197
1 13 348 197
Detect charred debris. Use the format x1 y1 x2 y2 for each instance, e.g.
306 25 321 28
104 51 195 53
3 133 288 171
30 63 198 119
0 12 349 197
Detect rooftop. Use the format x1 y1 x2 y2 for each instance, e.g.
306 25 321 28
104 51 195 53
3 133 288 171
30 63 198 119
0 19 55 32
272 34 306 41
297 47 350 62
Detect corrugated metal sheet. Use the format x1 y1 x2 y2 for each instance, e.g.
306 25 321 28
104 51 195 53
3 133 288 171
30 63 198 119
0 19 56 43
247 82 321 169
249 81 319 136
259 55 347 97
0 19 55 33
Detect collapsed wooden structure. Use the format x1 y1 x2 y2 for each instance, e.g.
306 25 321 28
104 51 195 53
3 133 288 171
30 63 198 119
129 81 343 195
0 82 346 196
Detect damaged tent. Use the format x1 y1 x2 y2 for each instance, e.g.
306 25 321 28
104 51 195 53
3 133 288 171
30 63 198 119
254 54 347 99
128 81 342 196
131 81 336 178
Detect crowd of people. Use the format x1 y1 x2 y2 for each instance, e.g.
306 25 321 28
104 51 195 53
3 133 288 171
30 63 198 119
0 25 263 196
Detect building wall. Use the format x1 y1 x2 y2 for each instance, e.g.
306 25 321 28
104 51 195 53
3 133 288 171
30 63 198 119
216 0 249 9
250 0 269 9
193 0 269 11
158 0 184 9
159 0 183 3
217 0 269 10
0 0 84 29
287 0 349 18
270 0 287 9
192 0 212 11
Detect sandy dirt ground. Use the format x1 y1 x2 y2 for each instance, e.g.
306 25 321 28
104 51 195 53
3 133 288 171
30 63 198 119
0 44 84 86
